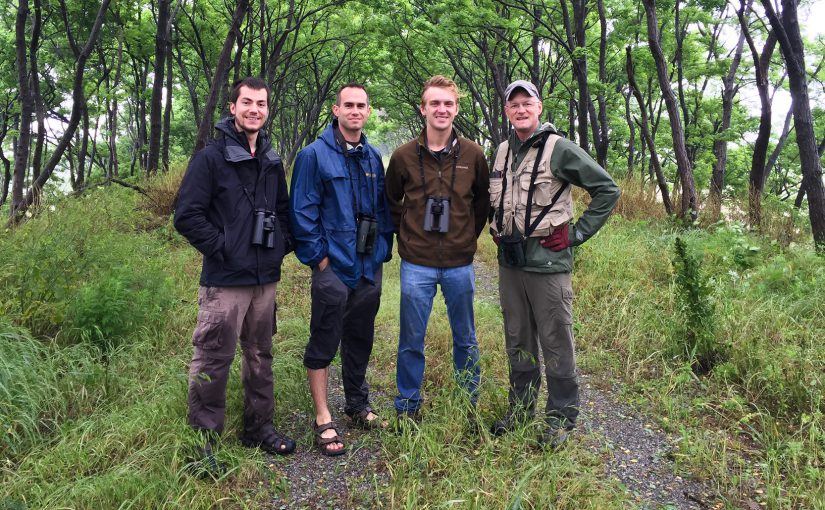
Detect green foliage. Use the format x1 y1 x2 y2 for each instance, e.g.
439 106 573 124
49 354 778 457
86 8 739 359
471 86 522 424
671 236 722 372
0 321 59 458
0 187 174 351
576 216 824 507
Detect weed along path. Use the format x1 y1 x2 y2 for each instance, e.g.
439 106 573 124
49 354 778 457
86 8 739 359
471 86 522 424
256 255 719 509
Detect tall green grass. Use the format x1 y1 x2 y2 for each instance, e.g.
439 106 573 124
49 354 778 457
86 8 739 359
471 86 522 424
575 216 825 508
1 175 823 508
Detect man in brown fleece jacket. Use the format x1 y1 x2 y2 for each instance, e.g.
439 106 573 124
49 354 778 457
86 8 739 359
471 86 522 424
385 75 490 419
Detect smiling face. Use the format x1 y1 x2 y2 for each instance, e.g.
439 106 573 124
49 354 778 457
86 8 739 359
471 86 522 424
332 86 371 140
229 85 269 135
420 85 459 135
505 89 543 141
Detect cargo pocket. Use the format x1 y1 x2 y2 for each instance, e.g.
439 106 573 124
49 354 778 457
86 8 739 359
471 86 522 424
559 286 574 325
192 309 226 350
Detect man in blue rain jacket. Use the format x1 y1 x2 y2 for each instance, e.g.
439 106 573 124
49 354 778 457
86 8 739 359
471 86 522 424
290 83 393 456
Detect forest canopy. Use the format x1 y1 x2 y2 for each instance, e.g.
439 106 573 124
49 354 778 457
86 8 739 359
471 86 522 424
1 0 824 245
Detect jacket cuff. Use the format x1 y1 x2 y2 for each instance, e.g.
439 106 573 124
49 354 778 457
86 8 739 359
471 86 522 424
568 223 585 247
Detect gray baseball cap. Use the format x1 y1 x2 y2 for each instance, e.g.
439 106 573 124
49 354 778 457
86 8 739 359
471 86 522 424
504 80 540 101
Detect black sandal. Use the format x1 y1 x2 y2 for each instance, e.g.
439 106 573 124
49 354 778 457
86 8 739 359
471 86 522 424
240 429 296 456
348 407 389 430
312 421 347 457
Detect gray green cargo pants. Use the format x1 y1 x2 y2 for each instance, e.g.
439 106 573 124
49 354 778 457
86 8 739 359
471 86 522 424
499 266 579 429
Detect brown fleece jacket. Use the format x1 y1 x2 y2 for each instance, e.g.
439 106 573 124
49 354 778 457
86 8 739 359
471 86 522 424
385 130 490 268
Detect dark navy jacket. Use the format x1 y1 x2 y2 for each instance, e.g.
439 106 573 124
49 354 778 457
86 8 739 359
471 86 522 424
174 117 292 287
290 121 393 289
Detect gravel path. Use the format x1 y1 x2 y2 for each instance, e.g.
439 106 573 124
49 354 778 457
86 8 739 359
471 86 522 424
257 260 720 509
265 369 390 510
580 374 718 509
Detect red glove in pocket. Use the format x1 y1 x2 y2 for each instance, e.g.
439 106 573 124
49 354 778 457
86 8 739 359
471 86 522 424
539 223 570 251
489 227 501 246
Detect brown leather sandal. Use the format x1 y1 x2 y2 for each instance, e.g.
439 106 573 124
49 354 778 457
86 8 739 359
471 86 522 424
312 421 347 457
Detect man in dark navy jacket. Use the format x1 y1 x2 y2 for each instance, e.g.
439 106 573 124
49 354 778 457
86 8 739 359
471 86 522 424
290 83 393 456
175 77 295 471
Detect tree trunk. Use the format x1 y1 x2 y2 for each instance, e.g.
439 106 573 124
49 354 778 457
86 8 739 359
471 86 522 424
30 0 45 189
708 24 746 219
162 37 173 172
75 108 90 190
623 89 636 178
641 0 697 219
109 31 124 178
193 0 249 155
147 0 171 176
761 0 825 250
11 0 33 218
764 107 794 185
626 46 673 215
9 0 112 224
568 0 590 151
740 0 778 227
594 0 609 167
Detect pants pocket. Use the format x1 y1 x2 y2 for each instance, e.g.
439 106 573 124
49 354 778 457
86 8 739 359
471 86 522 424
192 309 226 350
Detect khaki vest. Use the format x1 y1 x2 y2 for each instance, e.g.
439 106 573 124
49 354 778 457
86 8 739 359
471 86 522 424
489 134 573 237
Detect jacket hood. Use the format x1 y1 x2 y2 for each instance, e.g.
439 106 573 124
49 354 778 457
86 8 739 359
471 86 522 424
509 122 559 147
215 116 277 164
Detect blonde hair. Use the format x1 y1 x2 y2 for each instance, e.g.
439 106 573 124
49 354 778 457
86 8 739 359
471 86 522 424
420 75 461 106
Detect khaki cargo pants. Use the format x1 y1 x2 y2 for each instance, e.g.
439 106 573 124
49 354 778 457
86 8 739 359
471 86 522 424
187 283 277 439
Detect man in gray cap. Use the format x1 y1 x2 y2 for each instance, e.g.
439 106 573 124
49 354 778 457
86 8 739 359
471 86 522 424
488 79 620 447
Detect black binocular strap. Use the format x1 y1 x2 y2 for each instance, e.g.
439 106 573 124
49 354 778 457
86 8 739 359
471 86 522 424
417 138 460 199
344 149 377 219
524 134 569 237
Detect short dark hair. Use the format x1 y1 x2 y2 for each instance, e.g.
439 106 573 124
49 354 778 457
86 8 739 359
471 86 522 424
229 77 270 104
335 83 369 106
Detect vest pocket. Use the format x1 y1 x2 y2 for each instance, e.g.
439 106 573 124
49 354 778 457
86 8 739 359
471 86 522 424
489 176 503 206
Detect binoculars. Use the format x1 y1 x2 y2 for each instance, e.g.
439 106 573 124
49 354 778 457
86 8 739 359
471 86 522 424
423 196 450 232
252 209 277 248
356 214 378 254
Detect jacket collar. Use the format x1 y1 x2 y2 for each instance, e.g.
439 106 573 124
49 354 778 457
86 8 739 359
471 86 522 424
215 117 279 164
320 119 369 156
416 128 459 158
509 122 559 153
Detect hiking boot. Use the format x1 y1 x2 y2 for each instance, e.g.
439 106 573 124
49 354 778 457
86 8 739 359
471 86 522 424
538 425 573 450
490 409 531 436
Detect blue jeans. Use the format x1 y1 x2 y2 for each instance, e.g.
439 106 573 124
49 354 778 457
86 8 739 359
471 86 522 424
395 260 480 413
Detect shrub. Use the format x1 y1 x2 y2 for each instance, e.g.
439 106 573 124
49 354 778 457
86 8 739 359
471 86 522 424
67 265 173 352
0 187 174 350
671 237 723 373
